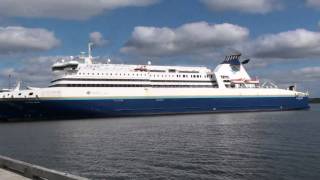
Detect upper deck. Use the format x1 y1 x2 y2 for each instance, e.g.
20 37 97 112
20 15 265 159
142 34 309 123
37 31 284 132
49 46 258 89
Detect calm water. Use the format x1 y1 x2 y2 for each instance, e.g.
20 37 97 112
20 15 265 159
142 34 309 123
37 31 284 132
0 105 320 180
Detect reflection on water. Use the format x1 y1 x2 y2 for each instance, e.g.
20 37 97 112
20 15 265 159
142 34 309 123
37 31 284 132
0 105 320 179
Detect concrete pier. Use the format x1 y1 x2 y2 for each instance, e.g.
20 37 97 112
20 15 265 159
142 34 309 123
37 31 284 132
0 168 30 180
0 155 88 180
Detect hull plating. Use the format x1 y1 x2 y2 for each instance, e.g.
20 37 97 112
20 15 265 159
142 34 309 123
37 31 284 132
0 96 310 120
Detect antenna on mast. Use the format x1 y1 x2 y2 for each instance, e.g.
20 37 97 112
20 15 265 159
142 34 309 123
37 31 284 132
84 43 94 64
8 74 11 90
88 42 93 58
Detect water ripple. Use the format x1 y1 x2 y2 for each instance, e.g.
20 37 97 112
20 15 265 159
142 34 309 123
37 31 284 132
0 105 320 179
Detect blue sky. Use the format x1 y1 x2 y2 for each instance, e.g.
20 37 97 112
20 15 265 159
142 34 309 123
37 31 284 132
0 0 320 96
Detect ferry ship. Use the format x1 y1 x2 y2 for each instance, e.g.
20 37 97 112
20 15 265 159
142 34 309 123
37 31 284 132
0 44 309 120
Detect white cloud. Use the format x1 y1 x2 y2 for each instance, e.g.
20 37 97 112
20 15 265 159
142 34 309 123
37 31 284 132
121 21 249 56
0 56 63 88
0 0 158 20
242 29 320 59
89 32 108 46
306 0 320 8
293 66 320 78
200 0 281 14
0 26 60 55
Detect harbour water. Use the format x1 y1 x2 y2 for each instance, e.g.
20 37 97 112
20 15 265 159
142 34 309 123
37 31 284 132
0 105 319 180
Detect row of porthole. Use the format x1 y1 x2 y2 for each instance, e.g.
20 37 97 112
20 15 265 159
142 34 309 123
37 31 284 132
52 84 219 88
2 92 35 98
77 72 214 79
18 92 34 96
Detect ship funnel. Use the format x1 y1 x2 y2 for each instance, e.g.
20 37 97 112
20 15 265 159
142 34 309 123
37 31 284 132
221 53 241 66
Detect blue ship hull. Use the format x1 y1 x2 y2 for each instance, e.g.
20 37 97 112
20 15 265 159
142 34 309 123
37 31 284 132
0 96 310 120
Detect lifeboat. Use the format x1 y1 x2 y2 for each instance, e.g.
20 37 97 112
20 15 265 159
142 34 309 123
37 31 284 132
231 78 260 84
134 66 148 72
245 78 260 84
230 78 245 84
